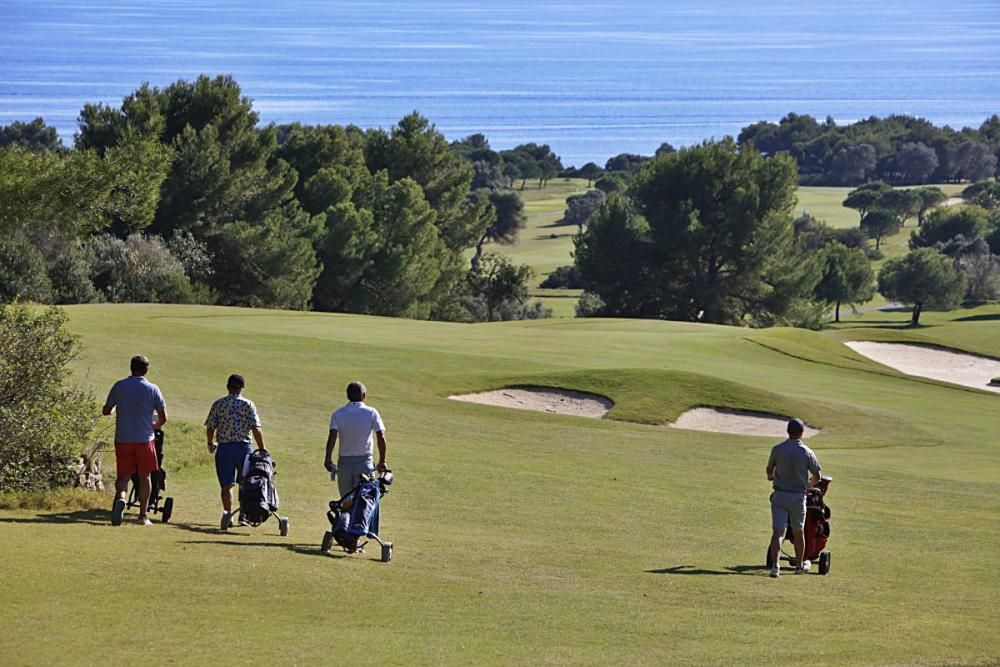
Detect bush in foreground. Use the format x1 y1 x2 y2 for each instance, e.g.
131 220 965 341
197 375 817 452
0 305 97 492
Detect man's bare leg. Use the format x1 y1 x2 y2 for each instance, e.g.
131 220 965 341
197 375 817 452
792 529 805 569
221 484 235 513
138 473 151 516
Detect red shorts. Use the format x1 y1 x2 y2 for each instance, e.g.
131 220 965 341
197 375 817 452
114 440 158 477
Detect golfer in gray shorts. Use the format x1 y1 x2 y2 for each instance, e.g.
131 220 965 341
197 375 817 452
766 418 821 577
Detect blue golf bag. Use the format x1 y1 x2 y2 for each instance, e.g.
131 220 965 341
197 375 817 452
321 470 393 562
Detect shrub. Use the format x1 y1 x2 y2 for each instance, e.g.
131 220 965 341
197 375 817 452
0 305 97 492
575 291 606 317
540 265 582 289
86 233 195 303
0 233 52 303
48 243 101 304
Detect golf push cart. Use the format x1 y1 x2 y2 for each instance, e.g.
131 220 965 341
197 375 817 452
321 469 393 562
767 475 832 575
125 429 174 522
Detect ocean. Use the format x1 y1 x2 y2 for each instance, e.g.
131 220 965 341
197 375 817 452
3 0 1000 165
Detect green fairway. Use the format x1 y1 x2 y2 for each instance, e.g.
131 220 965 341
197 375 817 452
1 303 997 665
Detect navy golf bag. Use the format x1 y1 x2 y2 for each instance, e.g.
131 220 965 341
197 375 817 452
321 470 393 562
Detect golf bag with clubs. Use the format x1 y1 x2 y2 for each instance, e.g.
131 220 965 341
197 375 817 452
321 469 393 562
235 448 289 536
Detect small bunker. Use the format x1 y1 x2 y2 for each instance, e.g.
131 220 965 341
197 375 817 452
670 408 820 438
448 387 613 419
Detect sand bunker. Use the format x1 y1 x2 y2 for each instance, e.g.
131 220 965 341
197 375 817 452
448 387 612 418
846 341 1000 394
670 408 820 438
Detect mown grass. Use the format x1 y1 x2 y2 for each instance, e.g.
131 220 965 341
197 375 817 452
0 303 997 665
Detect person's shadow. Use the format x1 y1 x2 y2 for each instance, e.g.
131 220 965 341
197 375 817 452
646 565 768 576
0 508 109 525
168 521 370 560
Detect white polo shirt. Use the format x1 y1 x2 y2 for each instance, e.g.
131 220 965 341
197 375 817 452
329 401 385 458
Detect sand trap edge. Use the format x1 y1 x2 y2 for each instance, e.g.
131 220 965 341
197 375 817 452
670 407 820 438
447 386 613 419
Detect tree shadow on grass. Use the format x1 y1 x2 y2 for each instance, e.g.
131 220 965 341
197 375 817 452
0 508 109 525
953 313 1000 322
646 564 768 576
179 538 338 559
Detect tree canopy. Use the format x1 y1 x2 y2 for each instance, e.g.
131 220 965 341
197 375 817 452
576 139 822 326
878 248 966 325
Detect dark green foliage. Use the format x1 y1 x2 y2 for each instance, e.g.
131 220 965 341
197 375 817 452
0 234 52 303
961 181 1000 210
843 181 892 221
910 206 989 250
0 306 97 492
829 143 876 185
860 208 902 251
500 143 563 189
366 113 486 252
637 140 819 324
0 117 64 153
814 242 875 322
604 153 649 173
912 186 948 225
463 252 548 321
47 243 100 305
540 265 582 289
577 162 603 186
0 139 171 240
450 133 500 166
314 172 447 317
77 76 320 308
739 113 1000 185
878 248 966 325
594 173 627 195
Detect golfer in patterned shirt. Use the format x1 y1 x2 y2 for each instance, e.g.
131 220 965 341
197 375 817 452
205 374 265 529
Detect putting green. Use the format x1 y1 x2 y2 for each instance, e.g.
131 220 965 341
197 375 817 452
1 303 997 665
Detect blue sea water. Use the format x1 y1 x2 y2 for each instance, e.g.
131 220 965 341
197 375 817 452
2 0 1000 165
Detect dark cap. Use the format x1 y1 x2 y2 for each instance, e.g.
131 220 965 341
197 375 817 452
227 374 245 389
787 418 806 435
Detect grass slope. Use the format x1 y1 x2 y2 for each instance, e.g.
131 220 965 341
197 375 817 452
1 304 997 666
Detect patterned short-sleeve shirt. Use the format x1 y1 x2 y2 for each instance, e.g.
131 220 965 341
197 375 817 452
205 394 261 444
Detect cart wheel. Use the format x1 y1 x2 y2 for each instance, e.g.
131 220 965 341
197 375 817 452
765 547 774 569
279 517 289 537
788 557 797 568
818 550 831 575
321 531 334 553
161 497 174 523
823 506 831 519
381 543 393 563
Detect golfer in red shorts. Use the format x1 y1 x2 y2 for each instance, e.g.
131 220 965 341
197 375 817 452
103 355 168 526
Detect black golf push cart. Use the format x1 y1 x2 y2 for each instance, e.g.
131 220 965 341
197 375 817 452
125 429 174 523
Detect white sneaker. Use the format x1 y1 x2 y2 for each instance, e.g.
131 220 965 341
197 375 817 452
136 515 152 526
769 565 780 578
796 560 811 574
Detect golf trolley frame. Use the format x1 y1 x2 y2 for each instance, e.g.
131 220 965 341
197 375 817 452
766 476 832 575
222 508 290 536
223 448 289 536
126 429 174 523
320 469 393 562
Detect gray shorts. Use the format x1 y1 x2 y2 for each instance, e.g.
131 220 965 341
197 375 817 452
771 490 806 531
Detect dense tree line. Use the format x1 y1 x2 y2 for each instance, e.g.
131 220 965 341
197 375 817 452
739 113 1000 186
0 76 546 321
